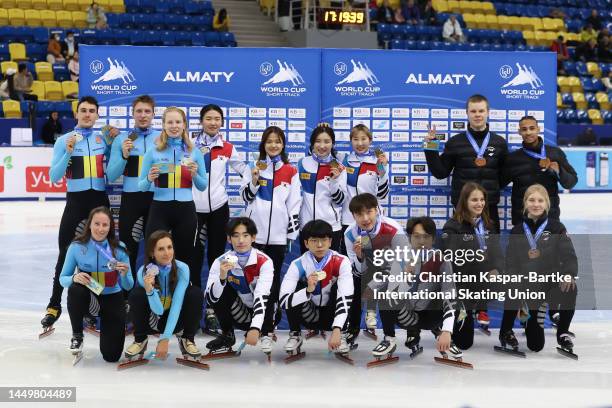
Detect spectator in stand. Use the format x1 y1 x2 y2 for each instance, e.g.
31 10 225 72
551 35 569 72
602 71 612 91
14 63 38 102
402 0 420 25
377 0 395 24
442 14 465 43
41 111 63 144
68 51 80 82
61 31 79 60
576 38 599 62
86 2 108 29
576 127 597 146
598 35 611 63
0 74 9 100
586 9 602 31
47 34 65 64
421 0 437 26
213 8 231 32
580 24 598 44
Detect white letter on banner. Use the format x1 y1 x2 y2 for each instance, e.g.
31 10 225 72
465 74 475 85
223 72 234 82
430 74 442 84
187 72 200 82
163 72 175 82
405 74 417 84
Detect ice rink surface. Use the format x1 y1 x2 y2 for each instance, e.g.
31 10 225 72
1 194 611 408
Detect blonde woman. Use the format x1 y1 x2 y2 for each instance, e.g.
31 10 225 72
138 107 208 284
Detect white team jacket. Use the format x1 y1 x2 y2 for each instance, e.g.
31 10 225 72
297 155 348 232
279 250 354 329
240 159 302 245
205 248 274 331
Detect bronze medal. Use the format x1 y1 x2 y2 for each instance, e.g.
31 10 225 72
256 160 268 170
539 158 551 169
329 160 339 169
474 157 486 167
128 132 138 141
528 249 540 259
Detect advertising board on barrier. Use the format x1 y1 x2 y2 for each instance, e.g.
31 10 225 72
0 147 66 199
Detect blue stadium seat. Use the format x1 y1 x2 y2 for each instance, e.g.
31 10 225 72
129 30 148 45
166 14 183 31
390 39 405 50
0 27 19 43
564 109 577 123
575 62 588 77
168 0 185 14
442 41 457 51
118 13 135 30
501 43 514 52
0 44 10 62
150 13 165 31
556 109 565 123
106 13 120 28
515 44 526 51
403 24 417 41
599 63 610 76
591 78 605 92
79 29 98 44
184 0 204 15
190 31 205 46
204 31 221 47
202 15 213 28
581 77 595 92
133 13 150 30
416 40 431 50
220 32 236 47
174 31 192 46
139 0 156 14
479 43 492 51
37 101 56 117
161 31 176 46
585 92 598 109
53 63 70 82
97 29 115 45
113 29 131 45
124 0 140 14
155 0 170 14
390 24 403 40
405 40 417 49
576 109 589 124
603 110 612 124
563 61 577 75
562 92 574 107
24 43 44 62
430 41 444 50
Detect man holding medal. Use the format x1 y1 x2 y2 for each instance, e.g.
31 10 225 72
424 94 508 231
501 115 577 226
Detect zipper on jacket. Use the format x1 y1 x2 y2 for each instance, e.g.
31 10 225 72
313 162 319 222
265 163 276 246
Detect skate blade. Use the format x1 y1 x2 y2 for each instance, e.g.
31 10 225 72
334 353 354 365
72 352 83 366
409 347 424 359
176 357 210 370
38 327 55 340
117 357 149 370
556 347 578 360
84 326 100 337
494 345 526 358
362 329 377 341
200 350 240 361
478 325 491 336
305 330 325 340
366 355 399 369
284 351 305 364
434 356 473 370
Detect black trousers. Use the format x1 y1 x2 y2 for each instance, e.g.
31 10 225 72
298 229 343 254
48 190 109 309
191 203 230 287
67 284 125 362
144 200 198 284
129 285 203 342
118 191 153 282
209 283 274 334
285 280 341 332
381 308 443 337
253 243 286 329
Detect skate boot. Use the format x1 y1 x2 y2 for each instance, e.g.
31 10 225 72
118 338 149 370
476 310 491 335
363 310 378 340
367 336 399 368
494 330 526 358
557 333 578 360
202 309 221 336
83 313 99 336
345 328 360 350
405 332 423 359
434 336 473 369
39 307 61 339
176 337 209 370
332 332 355 365
69 334 84 366
260 335 274 362
284 331 305 363
551 312 560 327
202 330 238 360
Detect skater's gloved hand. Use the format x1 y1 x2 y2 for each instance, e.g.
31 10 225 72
560 275 576 293
436 331 451 352
143 273 155 294
115 262 129 276
328 328 341 350
73 272 91 286
156 339 169 360
219 261 233 280
306 273 318 293
245 329 259 346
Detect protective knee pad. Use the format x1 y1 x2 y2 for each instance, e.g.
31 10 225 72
131 216 145 243
397 306 419 329
75 218 87 236
88 293 100 317
198 224 208 246
230 296 251 325
537 302 547 329
301 301 319 324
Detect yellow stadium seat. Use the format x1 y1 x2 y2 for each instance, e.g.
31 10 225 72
535 31 549 47
72 99 78 116
44 81 63 101
469 1 483 13
72 10 87 28
481 2 495 15
432 0 448 13
485 14 498 29
35 61 54 81
18 0 33 9
572 92 587 110
507 16 522 31
259 0 274 15
551 18 564 31
473 13 486 29
531 17 543 31
1 61 18 75
557 93 563 109
9 43 27 61
596 92 610 110
565 32 580 42
447 0 460 13
97 0 109 9
544 31 558 46
0 9 8 26
24 9 41 26
522 31 536 46
2 100 22 118
457 0 473 13
568 76 582 93
587 62 601 78
497 15 510 31
77 0 90 10
2 0 18 8
462 13 477 29
557 77 570 93
588 109 603 125
55 10 72 27
40 9 56 27
31 0 46 9
62 80 78 98
62 0 79 10
8 8 25 26
47 0 63 10
30 80 45 100
542 18 555 31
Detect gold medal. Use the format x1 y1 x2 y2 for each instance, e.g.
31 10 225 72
200 146 210 155
374 148 384 157
474 157 486 167
315 271 327 281
329 160 340 169
360 235 370 247
256 160 268 170
528 249 540 259
539 158 551 169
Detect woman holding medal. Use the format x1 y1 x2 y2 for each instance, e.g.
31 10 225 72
441 182 503 350
138 107 208 286
59 207 133 362
124 231 204 361
297 123 348 254
499 184 578 358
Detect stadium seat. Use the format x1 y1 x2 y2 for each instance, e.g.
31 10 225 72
2 100 22 118
47 0 63 9
31 0 46 9
24 9 41 26
56 10 73 27
556 92 563 108
71 99 78 116
561 92 574 107
0 9 8 26
61 80 78 98
220 32 236 47
109 0 125 13
0 44 10 62
44 80 63 100
53 63 70 81
596 92 610 110
40 10 56 27
497 15 511 31
575 109 589 124
462 13 477 29
63 0 80 10
585 92 598 109
562 61 577 76
30 80 45 100
8 8 26 26
571 92 586 110
18 0 33 8
603 110 612 124
72 11 87 28
447 0 460 13
35 61 54 81
522 30 535 46
587 62 601 78
432 0 448 13
557 76 570 93
563 109 577 123
587 109 603 125
138 0 155 14
568 76 582 92
77 0 91 10
1 61 18 74
8 42 27 61
2 0 18 7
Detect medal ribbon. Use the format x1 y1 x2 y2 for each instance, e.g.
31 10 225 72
474 218 488 251
522 143 547 161
466 129 490 159
92 241 116 264
312 153 333 164
309 250 332 272
522 219 548 251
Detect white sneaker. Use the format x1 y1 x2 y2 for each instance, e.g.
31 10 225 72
284 331 303 353
365 310 377 330
260 335 273 354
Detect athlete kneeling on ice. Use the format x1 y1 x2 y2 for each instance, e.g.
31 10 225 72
279 220 354 355
60 206 133 362
125 231 204 360
205 217 275 354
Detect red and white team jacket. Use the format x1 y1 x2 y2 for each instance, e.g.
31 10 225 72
205 248 273 331
279 250 354 329
338 151 390 226
344 215 409 278
240 159 302 245
297 155 348 232
191 134 249 213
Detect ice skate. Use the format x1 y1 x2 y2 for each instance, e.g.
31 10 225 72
202 309 221 337
260 335 274 363
494 330 526 358
333 332 356 365
83 314 100 337
305 329 326 340
557 333 578 360
39 307 61 339
476 311 491 336
434 340 473 369
69 334 83 366
284 331 305 364
176 337 209 370
363 310 378 340
117 338 150 370
405 333 423 359
367 336 399 368
202 330 239 360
